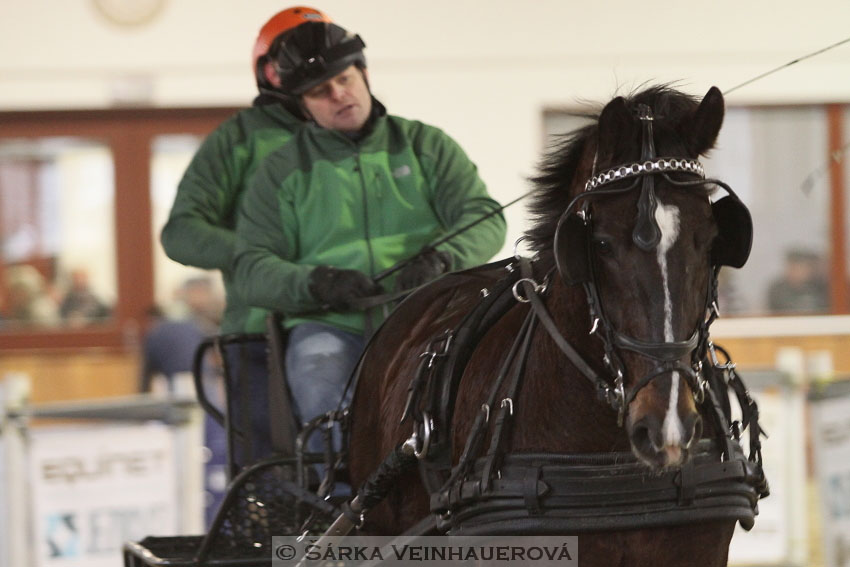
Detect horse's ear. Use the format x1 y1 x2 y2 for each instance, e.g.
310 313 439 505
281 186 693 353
597 96 632 161
683 86 725 156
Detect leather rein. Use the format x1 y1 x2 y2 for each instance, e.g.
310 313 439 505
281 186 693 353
390 106 769 534
334 106 768 538
397 255 767 535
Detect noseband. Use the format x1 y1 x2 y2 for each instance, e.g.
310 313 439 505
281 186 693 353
549 104 734 425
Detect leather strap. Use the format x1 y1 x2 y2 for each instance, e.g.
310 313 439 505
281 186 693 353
435 442 760 534
524 278 604 389
614 329 699 361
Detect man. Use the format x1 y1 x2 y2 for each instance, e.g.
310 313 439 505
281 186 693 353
767 248 829 313
160 7 332 465
233 17 506 464
59 268 111 327
161 6 328 336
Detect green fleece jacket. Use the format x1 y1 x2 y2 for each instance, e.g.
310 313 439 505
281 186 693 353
160 103 302 334
234 111 506 335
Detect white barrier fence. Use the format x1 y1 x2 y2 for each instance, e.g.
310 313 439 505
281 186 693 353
810 381 850 567
0 373 204 567
2 365 849 567
728 370 808 566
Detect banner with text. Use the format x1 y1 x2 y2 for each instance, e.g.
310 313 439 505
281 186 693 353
810 389 850 567
29 422 178 567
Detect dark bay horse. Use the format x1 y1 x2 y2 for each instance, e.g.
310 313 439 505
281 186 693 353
348 85 762 566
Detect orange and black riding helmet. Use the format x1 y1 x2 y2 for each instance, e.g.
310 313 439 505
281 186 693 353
253 6 332 89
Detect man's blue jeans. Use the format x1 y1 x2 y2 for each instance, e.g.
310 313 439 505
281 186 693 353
285 322 366 458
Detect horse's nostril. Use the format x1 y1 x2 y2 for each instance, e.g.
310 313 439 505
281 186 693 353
629 415 662 454
631 424 651 452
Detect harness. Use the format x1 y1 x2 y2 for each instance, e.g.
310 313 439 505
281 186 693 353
326 102 767 538
552 103 753 425
401 257 767 534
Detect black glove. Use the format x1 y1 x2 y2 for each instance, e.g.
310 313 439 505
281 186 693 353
308 266 382 311
395 249 452 291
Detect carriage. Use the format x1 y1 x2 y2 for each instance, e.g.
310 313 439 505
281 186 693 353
124 84 769 567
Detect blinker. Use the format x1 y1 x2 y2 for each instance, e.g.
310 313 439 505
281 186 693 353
711 195 753 268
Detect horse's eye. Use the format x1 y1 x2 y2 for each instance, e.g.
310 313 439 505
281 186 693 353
594 238 613 256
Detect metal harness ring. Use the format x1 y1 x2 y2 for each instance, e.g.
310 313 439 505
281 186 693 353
512 278 544 303
414 412 434 460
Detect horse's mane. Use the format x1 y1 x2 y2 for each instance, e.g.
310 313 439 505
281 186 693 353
525 84 703 252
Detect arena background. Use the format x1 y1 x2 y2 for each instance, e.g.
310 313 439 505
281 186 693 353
1 1 849 566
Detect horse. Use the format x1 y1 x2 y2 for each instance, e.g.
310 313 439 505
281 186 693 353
347 85 765 567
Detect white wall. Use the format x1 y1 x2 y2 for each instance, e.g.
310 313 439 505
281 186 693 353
3 0 850 253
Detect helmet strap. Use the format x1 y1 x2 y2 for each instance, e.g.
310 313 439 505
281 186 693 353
262 60 282 88
255 56 276 91
256 87 309 121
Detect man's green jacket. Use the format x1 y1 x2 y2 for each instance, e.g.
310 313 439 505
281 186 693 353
234 111 506 335
161 103 302 334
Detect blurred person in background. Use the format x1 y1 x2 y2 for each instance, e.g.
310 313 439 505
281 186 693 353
3 264 59 327
160 7 330 465
59 267 111 327
139 305 205 395
767 247 830 314
170 275 223 335
140 276 223 393
139 276 226 528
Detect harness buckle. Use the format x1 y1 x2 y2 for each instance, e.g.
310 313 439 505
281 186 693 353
513 236 529 260
512 278 545 303
730 420 742 441
711 300 722 318
609 372 626 426
500 398 514 416
481 403 490 423
413 412 434 460
693 361 707 404
419 331 454 368
708 341 735 371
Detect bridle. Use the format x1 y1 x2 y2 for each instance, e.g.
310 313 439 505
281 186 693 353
321 98 763 541
546 103 750 425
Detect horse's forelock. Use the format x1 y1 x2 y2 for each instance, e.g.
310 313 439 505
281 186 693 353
630 84 700 121
524 85 705 253
526 121 598 252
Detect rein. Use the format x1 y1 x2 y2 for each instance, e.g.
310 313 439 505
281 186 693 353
552 104 723 424
403 256 767 535
323 252 766 539
320 98 767 540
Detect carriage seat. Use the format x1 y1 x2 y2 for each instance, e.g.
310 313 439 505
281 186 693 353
193 310 350 492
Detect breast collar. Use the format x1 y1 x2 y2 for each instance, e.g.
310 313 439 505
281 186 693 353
397 257 768 535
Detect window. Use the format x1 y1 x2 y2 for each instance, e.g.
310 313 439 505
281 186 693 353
543 103 849 318
704 107 831 316
0 107 239 350
0 138 116 330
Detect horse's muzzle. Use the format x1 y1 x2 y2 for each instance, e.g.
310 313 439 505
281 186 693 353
627 405 703 469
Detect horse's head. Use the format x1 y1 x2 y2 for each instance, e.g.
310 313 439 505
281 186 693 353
529 86 752 469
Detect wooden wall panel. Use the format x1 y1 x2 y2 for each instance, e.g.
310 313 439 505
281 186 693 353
709 334 850 378
2 333 849 408
0 350 139 404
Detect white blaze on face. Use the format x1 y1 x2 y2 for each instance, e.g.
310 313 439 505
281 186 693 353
654 200 685 450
